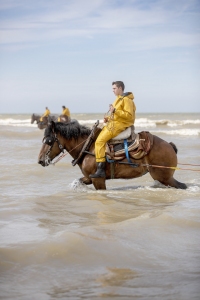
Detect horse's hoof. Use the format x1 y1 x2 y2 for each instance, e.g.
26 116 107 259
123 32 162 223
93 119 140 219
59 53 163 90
79 177 92 185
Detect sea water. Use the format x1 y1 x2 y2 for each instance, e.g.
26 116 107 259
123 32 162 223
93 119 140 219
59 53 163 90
0 113 200 299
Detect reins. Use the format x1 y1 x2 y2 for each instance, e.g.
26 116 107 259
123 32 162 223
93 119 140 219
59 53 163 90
51 137 89 165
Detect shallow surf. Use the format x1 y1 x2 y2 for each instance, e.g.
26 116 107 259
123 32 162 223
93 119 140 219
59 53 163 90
0 113 200 299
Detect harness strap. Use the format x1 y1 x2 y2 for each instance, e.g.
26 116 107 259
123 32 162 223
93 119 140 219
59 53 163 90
106 157 115 179
124 139 131 163
124 139 138 168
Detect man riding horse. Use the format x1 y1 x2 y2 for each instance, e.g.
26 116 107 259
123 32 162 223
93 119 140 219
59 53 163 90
40 107 51 123
58 105 71 122
90 81 136 179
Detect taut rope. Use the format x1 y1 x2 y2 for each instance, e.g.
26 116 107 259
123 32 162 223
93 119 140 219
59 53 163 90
177 163 200 167
141 163 200 172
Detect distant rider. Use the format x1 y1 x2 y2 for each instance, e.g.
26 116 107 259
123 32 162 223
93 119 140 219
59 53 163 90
40 107 51 122
90 81 136 178
58 105 71 121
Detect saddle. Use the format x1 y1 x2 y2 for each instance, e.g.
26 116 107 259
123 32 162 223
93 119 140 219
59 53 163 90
106 128 154 161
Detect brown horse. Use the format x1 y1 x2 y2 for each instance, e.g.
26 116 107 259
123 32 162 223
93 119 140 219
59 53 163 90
31 113 59 130
38 120 187 190
31 113 41 124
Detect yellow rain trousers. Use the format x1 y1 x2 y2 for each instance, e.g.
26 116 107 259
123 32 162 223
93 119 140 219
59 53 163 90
40 109 50 121
95 92 136 162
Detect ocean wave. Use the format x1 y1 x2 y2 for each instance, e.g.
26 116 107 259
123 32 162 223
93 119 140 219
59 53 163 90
136 118 200 128
0 118 37 127
152 129 200 136
78 119 104 125
135 118 156 128
167 119 200 127
182 119 200 125
0 117 200 131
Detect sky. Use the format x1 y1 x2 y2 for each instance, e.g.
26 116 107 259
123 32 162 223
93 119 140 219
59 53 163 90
0 0 200 114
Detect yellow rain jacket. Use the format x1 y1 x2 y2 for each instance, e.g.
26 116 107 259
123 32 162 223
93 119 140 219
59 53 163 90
40 108 50 121
63 107 70 117
95 92 136 162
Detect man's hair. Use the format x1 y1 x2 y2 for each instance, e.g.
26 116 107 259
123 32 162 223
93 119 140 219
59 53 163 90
112 81 125 91
62 106 66 108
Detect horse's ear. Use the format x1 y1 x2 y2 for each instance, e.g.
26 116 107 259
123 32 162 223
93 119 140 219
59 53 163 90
51 121 56 133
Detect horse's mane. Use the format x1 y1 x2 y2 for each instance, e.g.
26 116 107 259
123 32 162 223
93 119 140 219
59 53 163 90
46 120 91 140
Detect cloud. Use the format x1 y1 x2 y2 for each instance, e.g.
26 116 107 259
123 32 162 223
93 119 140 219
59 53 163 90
0 0 199 52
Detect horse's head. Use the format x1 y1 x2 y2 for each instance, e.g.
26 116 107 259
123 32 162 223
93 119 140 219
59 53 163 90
31 114 35 124
38 119 91 167
38 121 64 167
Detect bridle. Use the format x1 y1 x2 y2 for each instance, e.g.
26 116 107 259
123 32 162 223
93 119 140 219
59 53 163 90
41 127 92 165
42 131 65 165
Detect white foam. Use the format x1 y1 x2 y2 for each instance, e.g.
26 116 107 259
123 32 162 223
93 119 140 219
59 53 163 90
159 129 200 136
68 179 89 191
0 118 36 127
167 122 179 127
182 119 200 125
135 118 156 128
0 117 200 134
166 119 200 127
136 118 200 128
186 185 200 193
78 119 104 125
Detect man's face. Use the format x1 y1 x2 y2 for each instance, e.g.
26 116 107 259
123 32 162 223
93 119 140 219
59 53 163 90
112 84 123 96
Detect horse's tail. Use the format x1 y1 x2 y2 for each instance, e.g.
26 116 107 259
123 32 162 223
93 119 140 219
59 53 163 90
169 142 178 154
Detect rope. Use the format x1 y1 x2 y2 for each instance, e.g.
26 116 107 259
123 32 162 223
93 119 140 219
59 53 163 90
53 150 200 171
142 164 200 172
178 163 200 167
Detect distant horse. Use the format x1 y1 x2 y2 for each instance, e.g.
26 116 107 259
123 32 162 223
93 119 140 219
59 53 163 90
38 121 187 190
31 113 47 129
31 113 59 130
31 113 41 124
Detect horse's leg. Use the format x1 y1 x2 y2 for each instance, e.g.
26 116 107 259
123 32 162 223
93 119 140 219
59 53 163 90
91 178 106 190
146 136 187 189
163 177 187 189
81 155 106 190
148 164 187 189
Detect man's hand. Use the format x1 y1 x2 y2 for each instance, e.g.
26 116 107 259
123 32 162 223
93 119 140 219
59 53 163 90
109 104 115 113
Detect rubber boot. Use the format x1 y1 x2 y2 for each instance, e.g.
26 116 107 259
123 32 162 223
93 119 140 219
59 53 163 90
89 162 106 178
